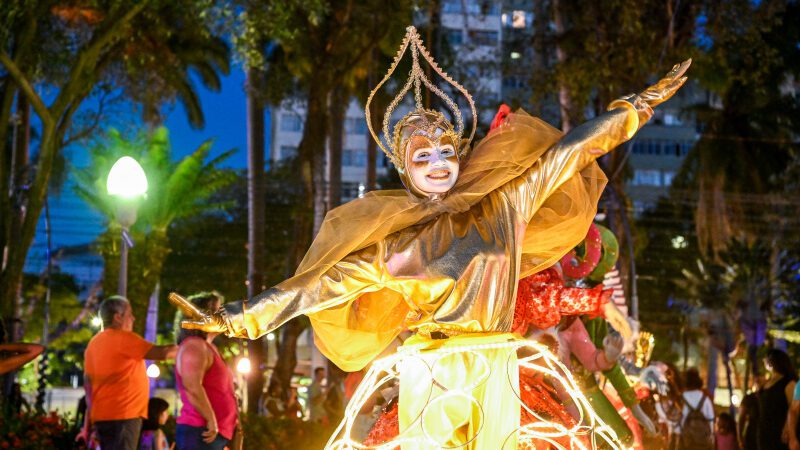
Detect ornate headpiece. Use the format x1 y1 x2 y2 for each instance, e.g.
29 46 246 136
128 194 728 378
365 26 477 173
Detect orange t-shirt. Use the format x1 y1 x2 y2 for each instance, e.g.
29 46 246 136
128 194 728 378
84 328 153 421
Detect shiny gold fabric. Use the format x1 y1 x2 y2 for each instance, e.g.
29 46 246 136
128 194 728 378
221 101 650 371
324 333 626 450
397 332 521 450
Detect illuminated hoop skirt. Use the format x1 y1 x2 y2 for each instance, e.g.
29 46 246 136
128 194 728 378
325 332 626 450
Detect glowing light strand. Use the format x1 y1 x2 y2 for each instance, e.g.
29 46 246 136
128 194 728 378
325 338 627 450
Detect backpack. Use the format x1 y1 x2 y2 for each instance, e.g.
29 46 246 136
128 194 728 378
679 393 713 450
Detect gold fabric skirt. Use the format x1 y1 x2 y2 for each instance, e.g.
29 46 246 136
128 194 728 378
326 332 625 450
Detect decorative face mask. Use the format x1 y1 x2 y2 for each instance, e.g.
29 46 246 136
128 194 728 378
395 110 462 197
407 133 460 195
364 26 476 200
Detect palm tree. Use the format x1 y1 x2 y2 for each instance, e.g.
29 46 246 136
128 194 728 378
0 0 230 332
73 127 235 334
674 0 799 258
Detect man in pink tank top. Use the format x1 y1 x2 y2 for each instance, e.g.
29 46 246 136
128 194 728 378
175 293 239 450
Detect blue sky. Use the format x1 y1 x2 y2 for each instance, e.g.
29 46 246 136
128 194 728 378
25 63 265 278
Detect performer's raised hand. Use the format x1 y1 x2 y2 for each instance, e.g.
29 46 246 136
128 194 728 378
168 292 228 333
638 59 691 108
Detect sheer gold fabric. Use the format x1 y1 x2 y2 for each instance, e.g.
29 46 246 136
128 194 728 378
222 101 649 371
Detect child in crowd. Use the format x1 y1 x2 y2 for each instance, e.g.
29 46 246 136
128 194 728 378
715 412 739 450
140 397 172 450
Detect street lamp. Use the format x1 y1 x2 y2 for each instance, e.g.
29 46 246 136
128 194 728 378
106 156 147 297
146 363 161 379
236 356 252 412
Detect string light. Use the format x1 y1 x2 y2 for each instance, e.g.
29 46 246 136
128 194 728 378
325 337 625 450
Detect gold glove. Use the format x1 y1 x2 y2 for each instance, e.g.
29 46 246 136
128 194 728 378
168 292 229 333
638 58 691 107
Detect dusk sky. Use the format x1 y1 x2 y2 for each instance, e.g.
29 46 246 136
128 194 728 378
26 63 265 278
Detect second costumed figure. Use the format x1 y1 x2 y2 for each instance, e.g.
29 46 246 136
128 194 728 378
171 26 689 450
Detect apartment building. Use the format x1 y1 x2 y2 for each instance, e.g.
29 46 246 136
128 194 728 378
270 0 505 203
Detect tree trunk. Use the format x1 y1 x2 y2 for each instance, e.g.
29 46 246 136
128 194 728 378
531 0 549 117
366 50 378 191
273 80 331 397
328 87 346 208
246 66 267 415
0 81 17 273
552 0 573 132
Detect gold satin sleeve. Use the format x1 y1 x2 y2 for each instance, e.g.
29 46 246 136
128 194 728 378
222 241 420 371
222 242 398 340
501 95 651 221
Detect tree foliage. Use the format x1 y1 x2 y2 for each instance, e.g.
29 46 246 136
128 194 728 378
73 127 235 333
674 0 800 257
0 0 230 327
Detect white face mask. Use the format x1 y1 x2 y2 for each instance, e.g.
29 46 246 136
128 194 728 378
407 143 460 195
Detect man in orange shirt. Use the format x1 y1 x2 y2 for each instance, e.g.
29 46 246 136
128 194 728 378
80 296 177 450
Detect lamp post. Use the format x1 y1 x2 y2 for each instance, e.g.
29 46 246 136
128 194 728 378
106 156 148 297
237 355 252 412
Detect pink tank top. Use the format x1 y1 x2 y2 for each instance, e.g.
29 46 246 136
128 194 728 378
176 337 238 439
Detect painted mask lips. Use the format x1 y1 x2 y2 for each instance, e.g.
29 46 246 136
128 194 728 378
426 169 451 182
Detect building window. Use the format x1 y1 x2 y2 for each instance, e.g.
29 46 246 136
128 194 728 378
280 114 303 132
510 10 529 28
442 0 463 13
343 149 367 167
502 76 526 89
344 118 367 135
632 169 662 186
443 0 500 15
279 145 297 159
468 29 499 46
662 171 675 186
443 28 464 46
663 112 682 126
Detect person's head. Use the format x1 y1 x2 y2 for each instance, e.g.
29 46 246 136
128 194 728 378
764 348 797 380
176 291 223 344
683 367 704 391
143 397 170 431
716 412 735 435
395 111 463 198
99 296 134 331
314 367 325 382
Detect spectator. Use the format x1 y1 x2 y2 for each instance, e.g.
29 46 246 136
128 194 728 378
80 296 177 450
738 374 763 450
788 372 800 450
175 292 238 450
758 349 796 450
677 367 714 450
140 397 172 450
285 388 303 420
260 383 285 419
308 367 327 424
715 412 738 450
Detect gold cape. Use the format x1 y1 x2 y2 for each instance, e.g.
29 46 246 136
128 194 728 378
223 102 648 371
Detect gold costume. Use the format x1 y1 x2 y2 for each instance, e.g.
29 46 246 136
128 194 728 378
221 104 648 369
170 26 689 449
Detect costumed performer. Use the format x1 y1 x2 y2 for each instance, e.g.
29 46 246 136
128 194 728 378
170 26 690 450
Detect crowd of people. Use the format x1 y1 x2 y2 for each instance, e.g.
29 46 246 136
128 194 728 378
5 288 800 450
72 292 354 450
77 293 242 450
647 349 800 450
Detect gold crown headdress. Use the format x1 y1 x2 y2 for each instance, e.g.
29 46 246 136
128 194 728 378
365 26 477 173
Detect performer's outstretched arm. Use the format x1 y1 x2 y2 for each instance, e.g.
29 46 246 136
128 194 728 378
172 242 397 339
502 60 689 220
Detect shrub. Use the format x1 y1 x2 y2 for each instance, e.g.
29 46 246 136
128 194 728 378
0 410 77 449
